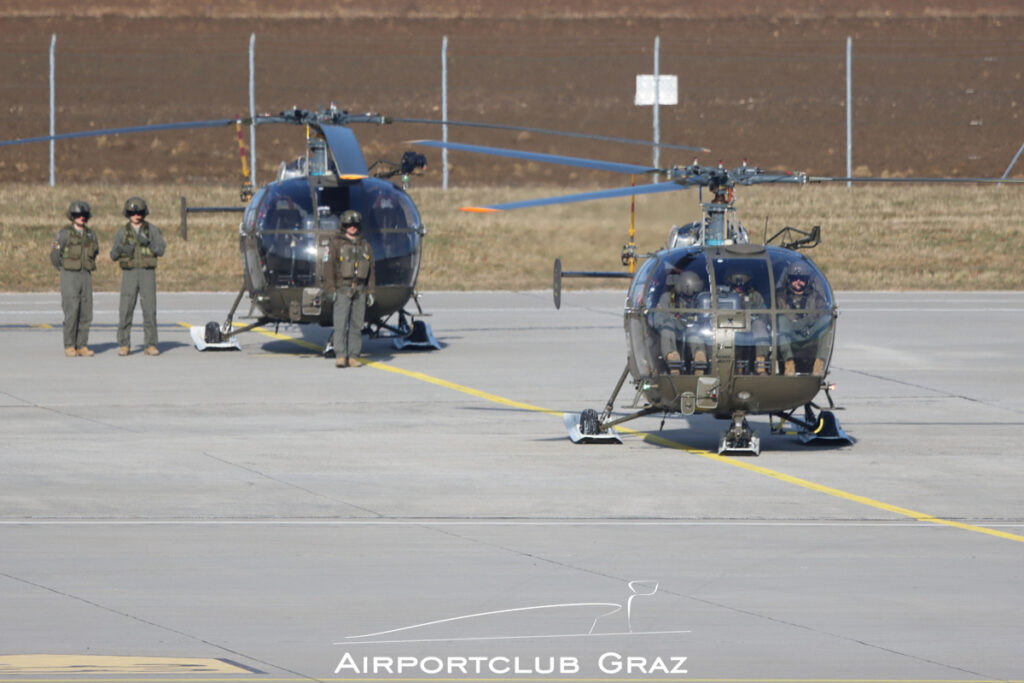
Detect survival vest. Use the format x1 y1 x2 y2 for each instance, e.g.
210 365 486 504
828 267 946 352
118 222 159 269
336 237 372 282
60 227 99 272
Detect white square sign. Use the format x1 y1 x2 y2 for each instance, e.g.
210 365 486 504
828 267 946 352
635 75 678 106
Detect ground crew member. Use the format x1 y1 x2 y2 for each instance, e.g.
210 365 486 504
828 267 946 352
775 260 832 376
110 196 166 356
325 209 375 368
50 200 99 357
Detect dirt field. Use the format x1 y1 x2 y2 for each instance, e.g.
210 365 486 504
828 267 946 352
1 1 1022 187
1 2 1022 293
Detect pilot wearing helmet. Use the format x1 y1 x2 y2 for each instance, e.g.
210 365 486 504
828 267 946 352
325 209 376 368
775 260 832 376
724 269 770 374
50 200 100 357
110 196 167 356
655 270 710 375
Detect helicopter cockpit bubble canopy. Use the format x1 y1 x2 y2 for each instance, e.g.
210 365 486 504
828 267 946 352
242 175 423 291
627 245 836 383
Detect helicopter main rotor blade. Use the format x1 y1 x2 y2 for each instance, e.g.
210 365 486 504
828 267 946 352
807 175 1024 184
411 140 660 175
394 118 709 153
461 181 687 212
0 119 236 147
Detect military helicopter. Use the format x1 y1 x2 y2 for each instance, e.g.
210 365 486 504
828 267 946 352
413 139 1021 454
2 106 438 352
184 107 438 352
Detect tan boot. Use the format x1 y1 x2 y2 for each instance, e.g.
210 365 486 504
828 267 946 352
335 356 348 368
347 357 363 368
784 359 796 376
64 347 78 357
118 346 130 356
693 349 707 376
665 350 681 376
755 355 767 375
76 347 94 357
144 346 160 356
812 358 825 376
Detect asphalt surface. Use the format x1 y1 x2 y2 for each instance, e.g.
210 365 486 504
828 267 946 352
1 290 1022 682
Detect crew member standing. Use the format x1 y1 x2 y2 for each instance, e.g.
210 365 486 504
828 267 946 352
325 210 375 368
110 197 166 356
50 200 100 357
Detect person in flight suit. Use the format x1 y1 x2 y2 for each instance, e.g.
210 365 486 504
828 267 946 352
723 270 770 375
110 197 166 356
775 260 833 376
654 270 709 376
50 200 100 357
325 209 375 368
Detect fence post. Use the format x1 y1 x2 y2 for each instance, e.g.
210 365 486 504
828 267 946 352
846 36 852 187
442 35 449 190
49 34 56 187
653 35 660 179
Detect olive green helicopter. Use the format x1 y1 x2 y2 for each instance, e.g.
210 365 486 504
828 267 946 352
412 139 1022 454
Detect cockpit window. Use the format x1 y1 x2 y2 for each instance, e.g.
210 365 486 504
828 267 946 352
645 250 710 311
772 252 835 376
633 249 715 377
711 257 771 310
632 247 836 378
241 187 265 234
366 185 420 231
257 179 314 233
771 252 833 308
252 177 423 290
253 180 316 286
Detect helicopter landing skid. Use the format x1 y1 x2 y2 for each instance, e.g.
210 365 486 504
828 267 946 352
771 404 854 446
370 310 441 350
564 411 622 444
189 325 241 351
718 413 761 456
394 320 440 350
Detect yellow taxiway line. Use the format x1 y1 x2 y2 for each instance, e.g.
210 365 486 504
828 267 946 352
198 324 1024 545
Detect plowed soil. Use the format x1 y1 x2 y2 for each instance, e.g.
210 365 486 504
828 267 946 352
1 1 1022 187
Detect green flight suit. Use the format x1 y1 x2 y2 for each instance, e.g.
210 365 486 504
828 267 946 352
325 233 375 359
654 289 709 372
50 225 99 349
110 220 167 347
775 284 833 370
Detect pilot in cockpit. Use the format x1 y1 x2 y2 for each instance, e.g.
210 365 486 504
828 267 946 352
776 261 832 376
655 270 710 376
723 270 770 375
